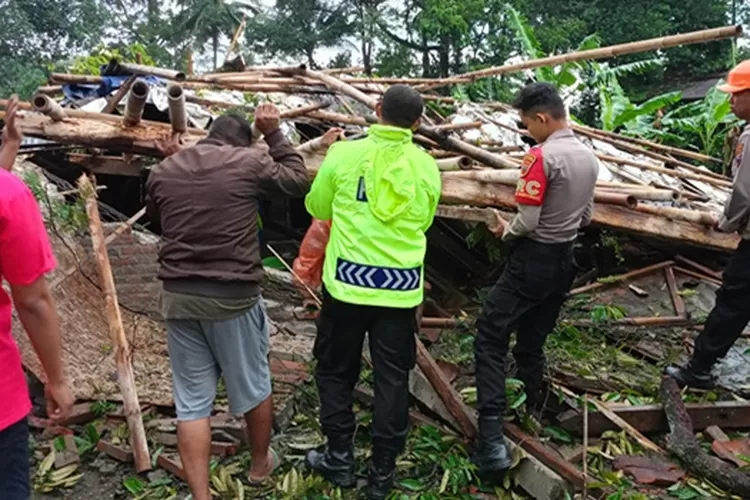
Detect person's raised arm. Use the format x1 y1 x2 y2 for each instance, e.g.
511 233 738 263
254 103 311 198
2 187 73 422
0 96 23 172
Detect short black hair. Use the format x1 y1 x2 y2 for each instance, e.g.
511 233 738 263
511 82 566 120
208 113 253 147
381 84 424 128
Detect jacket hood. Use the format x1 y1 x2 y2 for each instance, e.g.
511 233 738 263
363 124 416 223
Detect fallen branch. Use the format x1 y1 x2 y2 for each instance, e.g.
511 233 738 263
660 376 750 498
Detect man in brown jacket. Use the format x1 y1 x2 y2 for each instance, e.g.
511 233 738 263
146 103 309 499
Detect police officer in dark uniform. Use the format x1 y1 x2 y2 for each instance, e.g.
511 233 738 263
666 60 750 388
472 83 599 480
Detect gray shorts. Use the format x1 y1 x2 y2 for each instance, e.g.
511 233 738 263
166 300 272 421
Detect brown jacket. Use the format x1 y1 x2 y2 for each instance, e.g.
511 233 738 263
145 128 309 299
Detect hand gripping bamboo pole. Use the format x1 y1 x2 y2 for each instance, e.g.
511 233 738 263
78 175 151 472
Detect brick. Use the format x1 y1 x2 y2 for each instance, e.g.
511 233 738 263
210 441 238 458
58 403 97 427
97 440 134 463
157 454 187 482
42 426 74 439
54 435 80 468
151 431 178 447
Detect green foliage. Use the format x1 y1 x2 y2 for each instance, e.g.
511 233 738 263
652 85 741 164
23 171 88 234
466 224 506 264
247 0 350 69
90 400 117 417
69 43 155 75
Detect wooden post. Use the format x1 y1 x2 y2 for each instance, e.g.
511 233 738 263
78 175 151 472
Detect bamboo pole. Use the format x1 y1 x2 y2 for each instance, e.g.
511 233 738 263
78 175 151 472
569 261 676 295
573 124 722 165
435 156 475 171
423 25 743 88
166 84 187 134
633 203 718 227
433 121 483 132
597 153 732 189
123 80 150 127
596 186 681 202
115 61 186 82
290 69 518 168
589 133 729 182
102 75 137 115
32 94 68 122
37 85 63 95
594 192 638 209
443 169 519 184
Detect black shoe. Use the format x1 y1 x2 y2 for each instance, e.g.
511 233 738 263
472 417 513 485
664 362 715 390
366 450 396 500
305 435 356 488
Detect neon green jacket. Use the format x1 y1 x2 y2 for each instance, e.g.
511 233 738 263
305 124 442 308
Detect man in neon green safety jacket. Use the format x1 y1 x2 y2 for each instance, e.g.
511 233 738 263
304 85 441 500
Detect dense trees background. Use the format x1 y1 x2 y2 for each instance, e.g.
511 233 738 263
0 0 748 104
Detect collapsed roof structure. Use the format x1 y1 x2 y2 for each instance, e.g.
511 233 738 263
4 22 750 499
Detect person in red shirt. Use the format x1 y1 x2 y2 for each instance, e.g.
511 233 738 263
0 96 73 499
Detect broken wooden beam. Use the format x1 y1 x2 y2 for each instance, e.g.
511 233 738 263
660 376 750 498
569 261 675 295
67 153 146 176
504 422 590 492
664 266 687 317
414 335 477 439
675 255 723 281
559 400 750 436
79 175 151 473
556 385 664 455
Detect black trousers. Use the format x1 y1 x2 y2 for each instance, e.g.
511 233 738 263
475 238 574 418
314 289 417 456
0 417 30 500
693 239 750 370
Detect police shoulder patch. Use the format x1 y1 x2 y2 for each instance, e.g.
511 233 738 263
520 147 541 178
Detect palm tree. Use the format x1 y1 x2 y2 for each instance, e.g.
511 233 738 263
175 0 259 70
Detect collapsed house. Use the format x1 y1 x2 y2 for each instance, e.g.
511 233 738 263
4 23 750 500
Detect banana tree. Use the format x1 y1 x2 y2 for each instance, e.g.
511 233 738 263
505 4 600 90
651 85 740 167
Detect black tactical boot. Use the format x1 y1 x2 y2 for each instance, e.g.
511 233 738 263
472 416 513 485
305 435 356 488
664 361 715 390
366 449 397 500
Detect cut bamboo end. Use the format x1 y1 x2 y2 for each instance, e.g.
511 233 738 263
167 84 187 134
32 93 68 122
123 80 150 127
594 192 638 209
435 156 475 172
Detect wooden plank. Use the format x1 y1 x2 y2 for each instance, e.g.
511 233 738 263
68 153 146 176
559 401 750 436
664 266 687 317
505 422 590 492
414 334 476 439
556 385 664 455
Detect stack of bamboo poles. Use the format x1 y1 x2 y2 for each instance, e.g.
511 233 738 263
4 23 743 252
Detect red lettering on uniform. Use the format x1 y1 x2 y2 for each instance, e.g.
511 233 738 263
515 146 547 206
